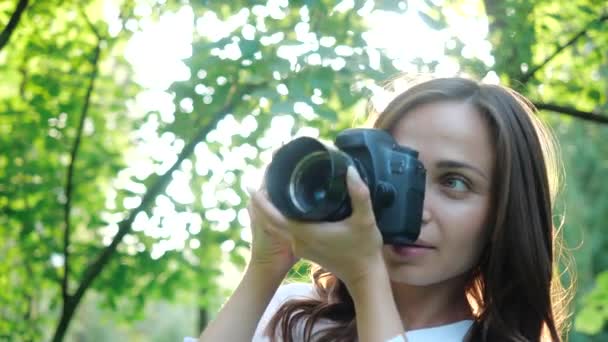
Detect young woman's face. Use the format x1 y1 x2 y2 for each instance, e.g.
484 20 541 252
382 100 495 286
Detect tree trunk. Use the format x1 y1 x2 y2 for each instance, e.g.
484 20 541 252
51 299 76 342
198 307 208 334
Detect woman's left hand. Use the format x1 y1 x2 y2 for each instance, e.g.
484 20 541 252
250 166 386 288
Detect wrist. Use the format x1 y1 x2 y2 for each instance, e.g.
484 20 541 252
249 252 297 274
343 252 388 294
343 255 405 342
245 261 291 283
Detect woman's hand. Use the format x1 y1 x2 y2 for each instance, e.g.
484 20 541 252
249 166 386 288
248 166 403 342
247 187 300 276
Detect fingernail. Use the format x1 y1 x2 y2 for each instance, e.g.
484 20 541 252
347 166 359 182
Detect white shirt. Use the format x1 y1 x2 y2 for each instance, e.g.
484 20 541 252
186 282 473 342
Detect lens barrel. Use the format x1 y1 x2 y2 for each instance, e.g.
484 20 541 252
265 137 353 221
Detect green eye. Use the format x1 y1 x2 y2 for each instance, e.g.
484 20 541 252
443 176 469 192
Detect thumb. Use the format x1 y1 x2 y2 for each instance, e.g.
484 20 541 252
346 166 374 220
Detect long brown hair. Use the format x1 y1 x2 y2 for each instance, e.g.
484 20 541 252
264 77 573 341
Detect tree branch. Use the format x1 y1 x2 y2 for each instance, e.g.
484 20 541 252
533 102 608 124
52 7 125 342
51 81 267 342
77 5 101 40
520 13 608 84
61 32 102 305
0 0 29 52
19 63 27 98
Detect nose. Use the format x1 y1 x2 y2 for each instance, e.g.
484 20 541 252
421 206 431 225
419 161 431 226
421 185 432 226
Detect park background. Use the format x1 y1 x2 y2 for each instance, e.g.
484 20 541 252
0 0 607 341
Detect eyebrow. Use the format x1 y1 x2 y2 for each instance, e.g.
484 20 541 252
436 160 489 181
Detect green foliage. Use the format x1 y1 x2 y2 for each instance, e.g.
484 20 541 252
163 0 405 330
478 0 608 339
1 0 607 340
0 0 408 340
576 271 608 335
0 0 140 340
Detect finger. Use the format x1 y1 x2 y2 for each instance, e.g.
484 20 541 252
259 169 268 191
249 188 290 229
248 200 293 242
246 185 256 198
346 166 375 222
260 219 294 242
246 201 258 222
260 143 285 191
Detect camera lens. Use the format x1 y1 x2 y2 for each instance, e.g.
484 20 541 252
289 152 331 212
266 129 425 244
265 136 353 221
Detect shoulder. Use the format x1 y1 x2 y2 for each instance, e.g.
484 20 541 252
262 282 318 319
253 282 317 341
272 282 317 302
406 320 474 342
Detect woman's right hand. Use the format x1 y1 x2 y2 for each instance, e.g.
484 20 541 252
199 185 299 342
247 187 300 276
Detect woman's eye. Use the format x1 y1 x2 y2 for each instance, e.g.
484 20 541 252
442 175 470 192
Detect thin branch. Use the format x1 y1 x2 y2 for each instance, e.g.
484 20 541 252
19 63 27 98
0 0 29 52
533 102 608 124
520 13 608 84
24 261 35 321
51 7 127 341
77 5 101 40
61 38 102 303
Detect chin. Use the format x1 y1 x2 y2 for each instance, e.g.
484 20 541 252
386 263 473 288
385 265 440 286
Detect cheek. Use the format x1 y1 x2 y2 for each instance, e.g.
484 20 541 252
383 191 492 286
436 196 489 258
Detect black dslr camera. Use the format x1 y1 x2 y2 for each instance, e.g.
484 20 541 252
265 128 426 245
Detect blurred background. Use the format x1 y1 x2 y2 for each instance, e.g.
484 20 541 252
0 0 607 341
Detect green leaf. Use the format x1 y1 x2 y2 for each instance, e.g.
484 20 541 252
578 5 596 15
374 0 407 12
270 101 294 115
589 89 601 101
273 58 292 75
238 39 260 59
314 106 338 121
309 67 335 94
575 307 606 335
336 83 358 108
250 88 279 100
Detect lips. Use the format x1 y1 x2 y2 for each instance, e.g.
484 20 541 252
393 240 435 249
390 240 435 258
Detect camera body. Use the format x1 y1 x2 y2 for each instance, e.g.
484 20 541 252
265 128 426 245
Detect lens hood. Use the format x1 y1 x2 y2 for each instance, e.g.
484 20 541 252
265 137 352 221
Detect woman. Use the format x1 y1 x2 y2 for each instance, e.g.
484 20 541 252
197 77 573 341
